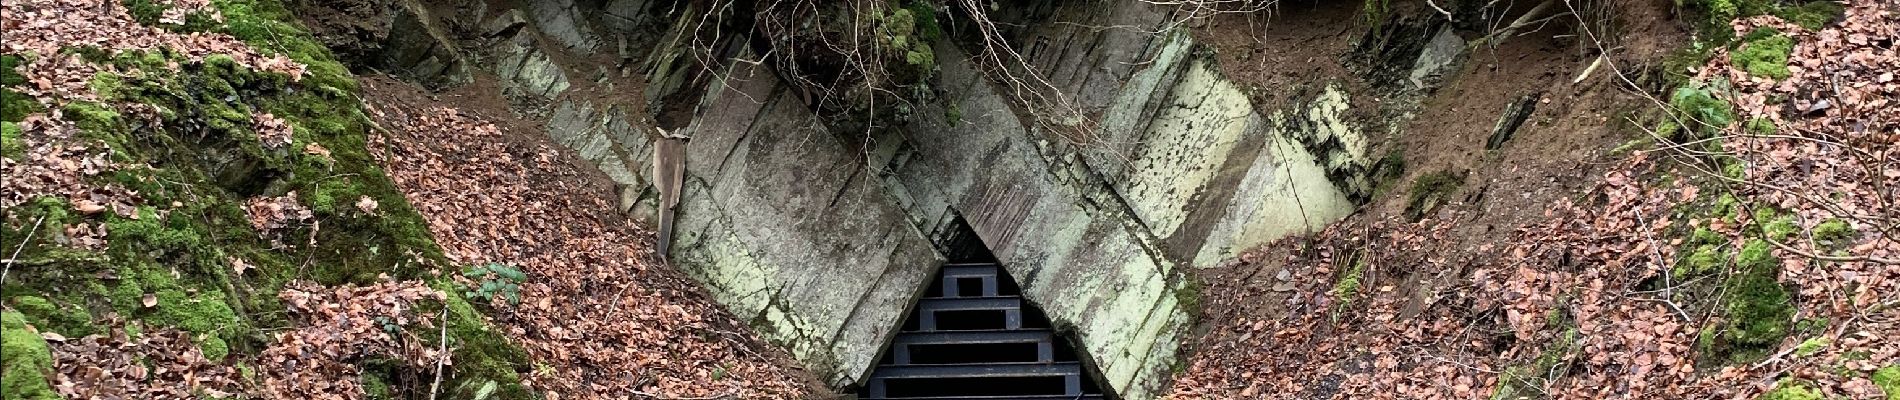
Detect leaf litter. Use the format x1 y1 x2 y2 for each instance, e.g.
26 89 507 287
1168 2 1897 399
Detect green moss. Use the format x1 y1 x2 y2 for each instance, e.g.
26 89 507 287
1775 1 1844 30
1404 171 1464 220
1745 117 1776 137
3 1 536 396
62 101 122 134
1791 337 1827 357
1 310 59 400
1811 219 1854 243
1 121 22 159
1722 240 1794 352
1734 31 1795 80
905 0 942 44
1493 326 1581 399
1752 207 1798 240
434 281 533 400
362 370 392 400
1696 324 1720 353
1 55 40 123
0 55 24 87
1660 47 1716 90
1669 85 1735 140
1757 379 1824 400
101 259 242 359
7 296 93 337
1873 365 1900 400
1715 193 1743 222
944 103 962 127
1676 243 1728 278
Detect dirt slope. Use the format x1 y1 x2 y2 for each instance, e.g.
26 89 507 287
1168 0 1898 398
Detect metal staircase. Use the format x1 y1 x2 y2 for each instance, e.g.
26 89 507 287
860 263 1106 399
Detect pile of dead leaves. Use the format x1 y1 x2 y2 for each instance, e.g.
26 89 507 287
243 191 314 246
1168 1 1896 398
364 83 812 399
1 0 307 104
0 114 133 209
257 279 446 400
49 322 244 399
254 113 295 149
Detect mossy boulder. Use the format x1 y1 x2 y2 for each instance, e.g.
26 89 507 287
6 296 94 338
1 310 58 400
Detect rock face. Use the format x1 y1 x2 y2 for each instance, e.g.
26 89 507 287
666 60 944 384
370 0 1424 397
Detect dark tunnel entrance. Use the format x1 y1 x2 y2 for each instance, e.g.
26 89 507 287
856 217 1109 399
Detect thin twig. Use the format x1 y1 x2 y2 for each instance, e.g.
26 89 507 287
428 307 450 400
0 215 48 288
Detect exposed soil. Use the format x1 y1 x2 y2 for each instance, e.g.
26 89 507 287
1186 0 1690 317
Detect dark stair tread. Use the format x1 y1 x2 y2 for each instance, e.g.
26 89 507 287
941 264 1001 278
892 329 1054 345
916 297 1020 311
867 362 1084 379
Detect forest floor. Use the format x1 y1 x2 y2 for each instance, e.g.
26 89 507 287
1168 0 1899 399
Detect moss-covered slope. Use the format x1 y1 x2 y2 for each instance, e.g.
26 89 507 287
0 0 529 398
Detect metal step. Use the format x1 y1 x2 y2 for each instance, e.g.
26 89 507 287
916 297 1019 311
888 330 1057 365
865 363 1088 398
892 329 1052 345
940 264 1000 297
914 297 1023 331
940 264 1000 278
869 362 1084 379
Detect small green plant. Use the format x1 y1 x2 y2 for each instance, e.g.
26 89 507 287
1361 0 1390 34
1329 254 1366 321
1666 85 1736 141
462 263 527 305
1745 117 1776 136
